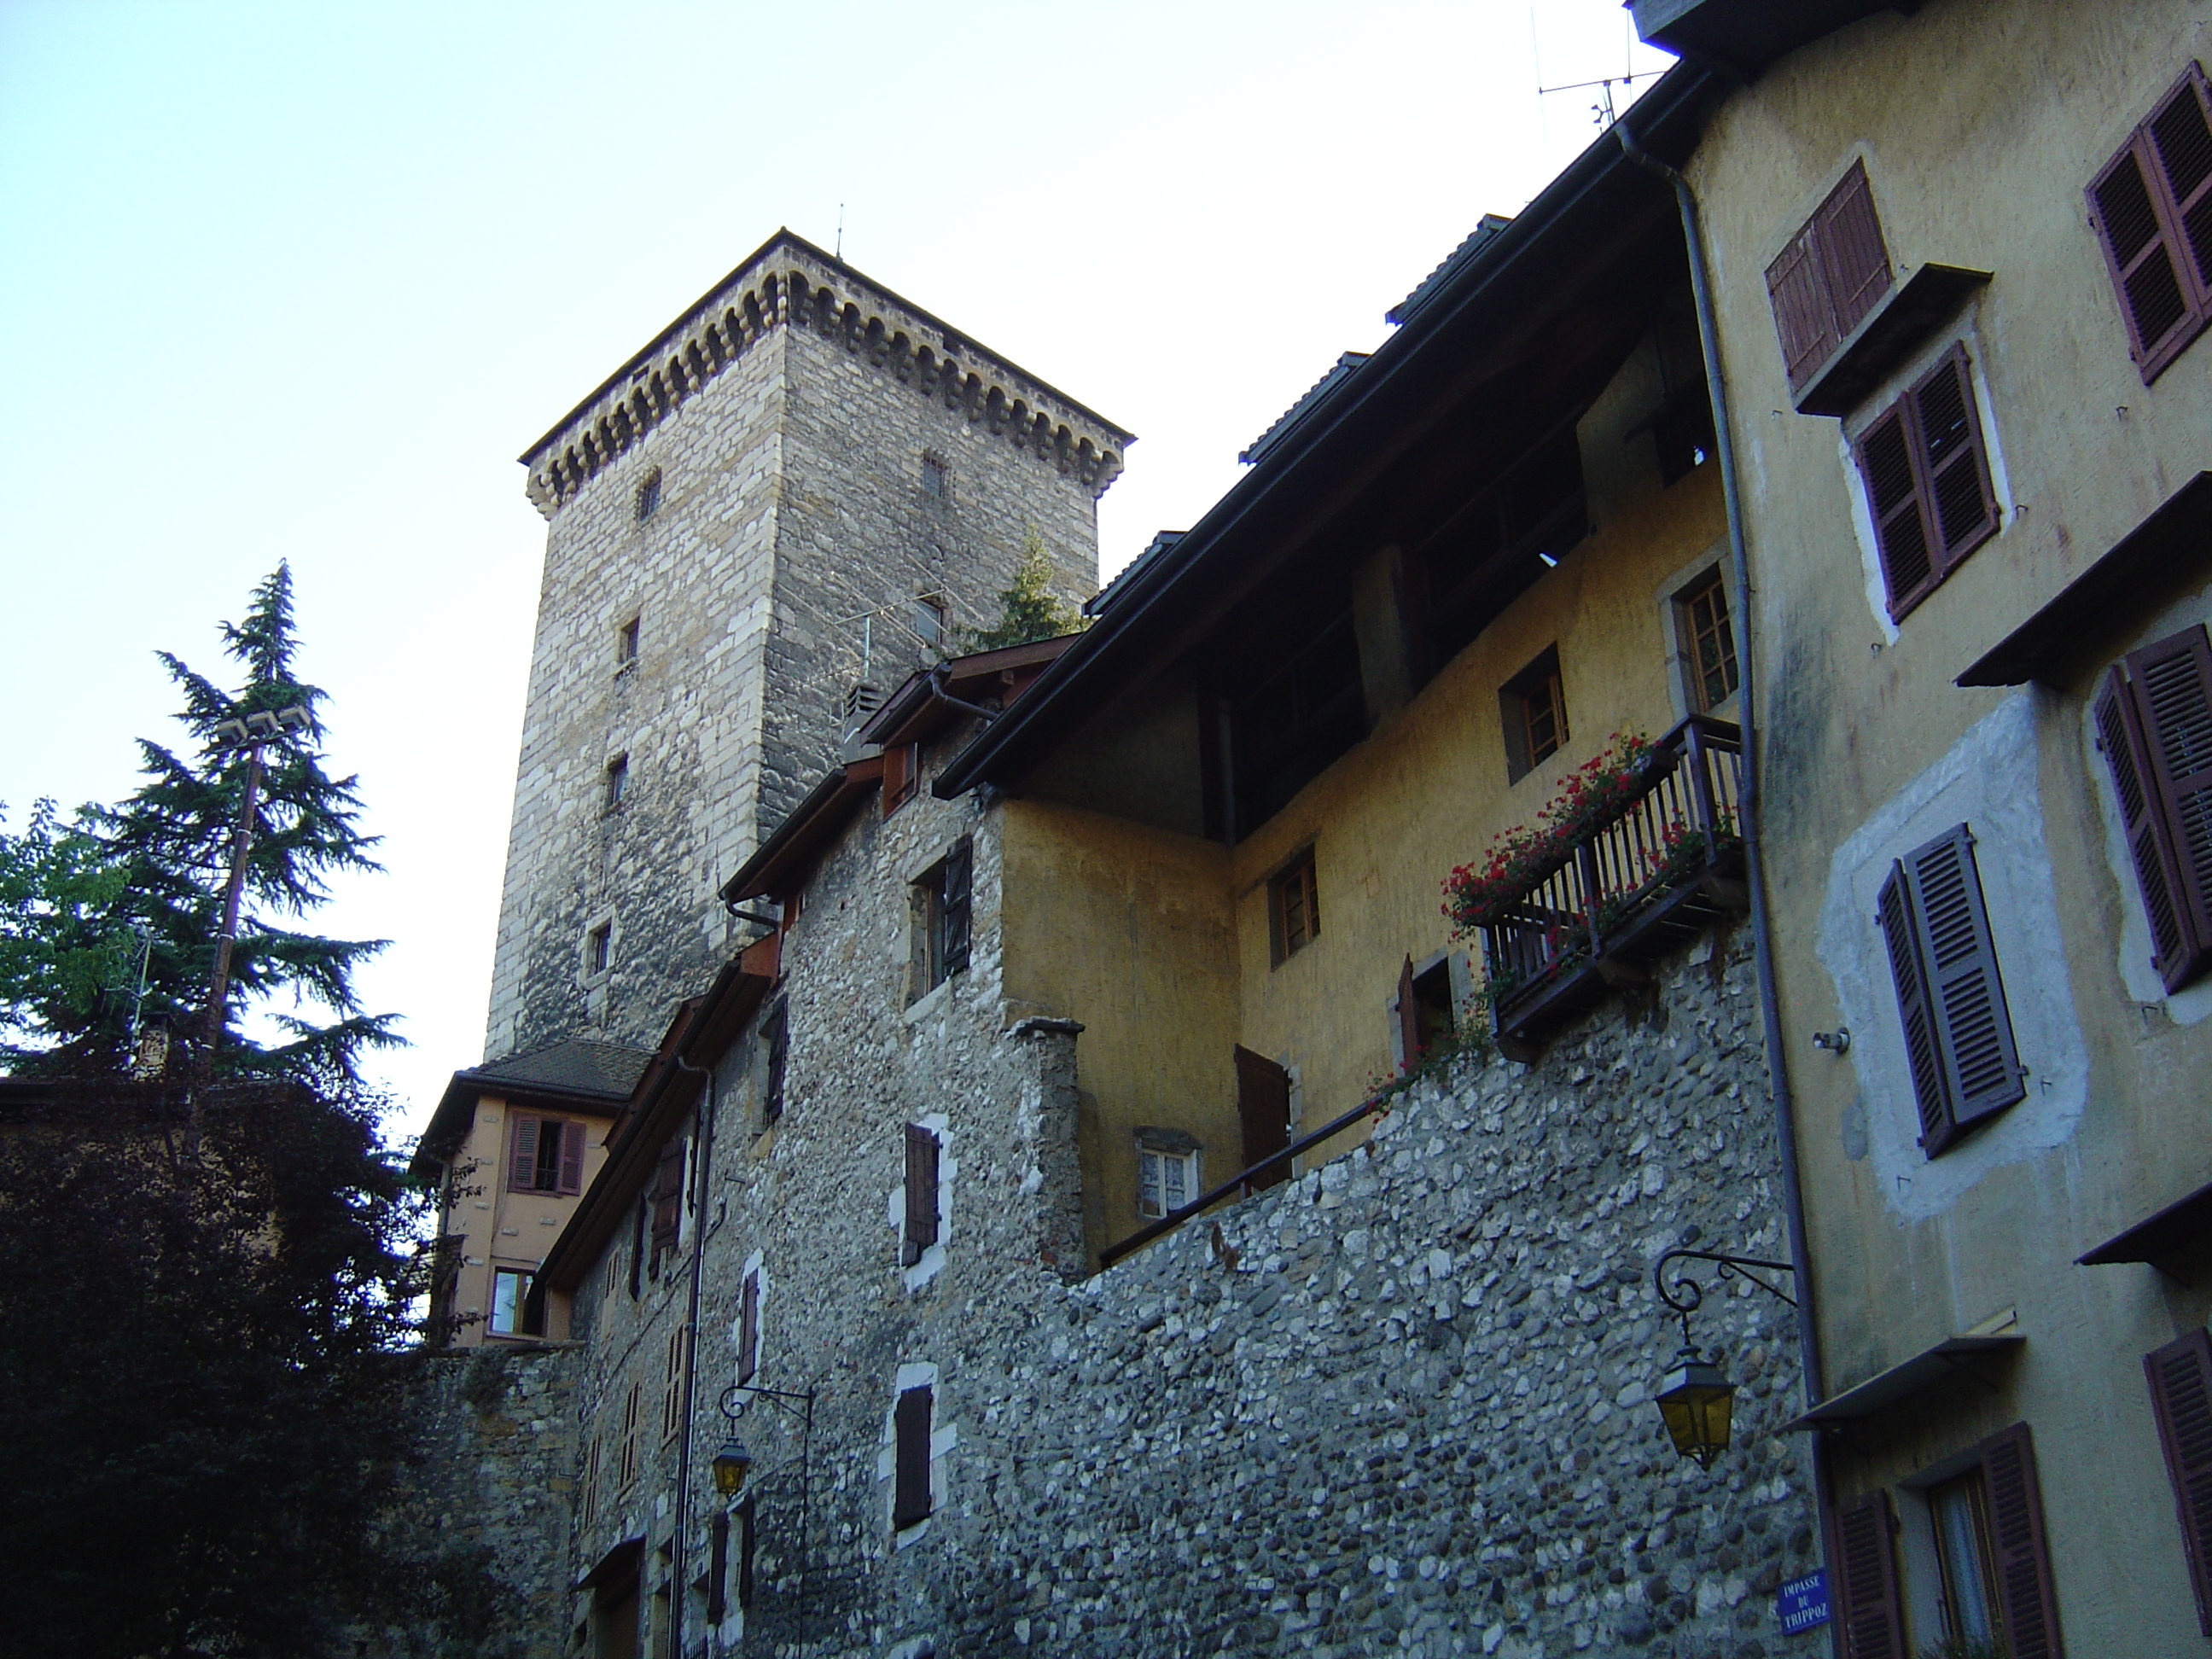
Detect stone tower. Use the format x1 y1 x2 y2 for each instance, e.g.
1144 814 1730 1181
485 230 1131 1061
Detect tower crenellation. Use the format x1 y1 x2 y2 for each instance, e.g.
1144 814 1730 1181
484 230 1129 1063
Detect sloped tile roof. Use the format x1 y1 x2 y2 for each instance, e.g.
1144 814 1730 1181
468 1039 654 1099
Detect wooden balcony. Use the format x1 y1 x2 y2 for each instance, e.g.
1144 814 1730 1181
1479 715 1748 1056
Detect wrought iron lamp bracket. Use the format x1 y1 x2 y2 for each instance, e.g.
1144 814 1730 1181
1652 1248 1797 1349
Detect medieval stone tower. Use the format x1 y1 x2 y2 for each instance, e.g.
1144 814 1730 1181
484 230 1131 1061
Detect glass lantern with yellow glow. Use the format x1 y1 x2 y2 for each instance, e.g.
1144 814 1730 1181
1654 1346 1737 1468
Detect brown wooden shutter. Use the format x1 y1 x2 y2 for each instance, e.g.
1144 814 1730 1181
1905 824 2025 1141
882 742 915 814
650 1139 685 1252
2126 626 2212 990
1815 160 1893 341
763 999 789 1125
1767 227 1837 389
2148 1329 2212 1634
2097 661 2199 988
1394 955 1420 1074
707 1509 729 1624
629 1194 645 1299
1912 348 1998 568
940 839 972 975
557 1120 586 1195
1877 859 1952 1148
736 1272 760 1383
2091 67 2212 381
1233 1045 1292 1192
903 1125 939 1266
509 1114 542 1192
1831 1488 1906 1659
893 1384 934 1528
1981 1422 2064 1659
1854 408 1936 618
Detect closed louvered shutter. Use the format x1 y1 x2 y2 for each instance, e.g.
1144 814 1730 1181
2091 66 2212 381
1906 825 2025 1140
1912 348 1998 568
1855 409 1936 617
1767 228 1837 388
736 1498 757 1608
2148 1329 2212 1633
2098 657 2200 989
707 1509 729 1624
650 1139 685 1252
2126 626 2212 989
736 1272 760 1383
1394 956 1421 1074
1982 1422 2064 1659
903 1125 939 1266
509 1114 542 1192
1877 861 1950 1147
557 1120 586 1195
894 1385 934 1528
1816 160 1893 341
1831 1488 1906 1659
1233 1045 1292 1192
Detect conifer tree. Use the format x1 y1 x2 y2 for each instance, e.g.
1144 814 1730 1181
958 526 1087 652
79 562 397 1080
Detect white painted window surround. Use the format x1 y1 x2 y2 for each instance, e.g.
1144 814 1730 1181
1815 695 2087 1222
876 1361 954 1547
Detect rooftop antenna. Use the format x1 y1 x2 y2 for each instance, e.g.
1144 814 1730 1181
835 204 845 261
1536 67 1663 130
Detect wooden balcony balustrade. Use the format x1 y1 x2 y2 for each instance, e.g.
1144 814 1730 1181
1479 714 1748 1055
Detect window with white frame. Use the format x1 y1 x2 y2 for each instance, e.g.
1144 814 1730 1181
1135 1132 1201 1220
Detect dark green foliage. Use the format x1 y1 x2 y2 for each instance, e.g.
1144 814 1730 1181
0 1073 502 1657
7 564 396 1080
957 527 1087 653
0 798 136 1051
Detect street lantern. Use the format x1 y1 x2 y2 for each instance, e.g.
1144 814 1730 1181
711 1435 754 1497
1654 1346 1737 1468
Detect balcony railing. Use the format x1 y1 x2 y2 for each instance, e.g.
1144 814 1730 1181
1479 714 1747 1053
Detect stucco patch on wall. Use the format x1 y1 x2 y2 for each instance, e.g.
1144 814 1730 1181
1816 693 2087 1220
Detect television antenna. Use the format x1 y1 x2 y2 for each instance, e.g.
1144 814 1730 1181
1537 67 1666 131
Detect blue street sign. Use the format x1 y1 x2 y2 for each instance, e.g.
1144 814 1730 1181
1778 1570 1831 1633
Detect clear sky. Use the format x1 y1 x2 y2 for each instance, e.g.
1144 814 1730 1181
0 1 1671 1142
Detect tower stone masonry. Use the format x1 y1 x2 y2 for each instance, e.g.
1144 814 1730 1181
484 230 1132 1062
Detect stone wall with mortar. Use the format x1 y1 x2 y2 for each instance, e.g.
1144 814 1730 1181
524 725 1819 1659
484 237 1121 1063
379 1344 586 1659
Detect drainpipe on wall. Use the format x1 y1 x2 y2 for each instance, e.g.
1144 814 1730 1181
667 1050 718 1659
1615 116 1838 1534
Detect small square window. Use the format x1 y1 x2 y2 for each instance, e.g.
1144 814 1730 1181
1500 647 1568 783
920 454 950 502
1268 849 1320 966
883 742 922 816
488 1267 531 1336
911 594 947 651
617 615 641 669
605 754 629 811
1678 573 1738 712
1137 1143 1200 1220
588 923 613 977
635 468 662 521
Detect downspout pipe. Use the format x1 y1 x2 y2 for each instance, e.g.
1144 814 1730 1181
667 1050 718 1659
1615 115 1835 1472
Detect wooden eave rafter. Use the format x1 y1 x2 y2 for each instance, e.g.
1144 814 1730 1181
859 634 1083 751
718 756 885 907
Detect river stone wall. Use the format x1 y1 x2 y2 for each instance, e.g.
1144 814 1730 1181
904 932 1818 1659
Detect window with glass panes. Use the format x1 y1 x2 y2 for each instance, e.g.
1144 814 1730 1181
1137 1145 1199 1219
1681 572 1738 710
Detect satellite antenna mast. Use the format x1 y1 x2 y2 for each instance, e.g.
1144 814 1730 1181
836 204 845 260
1536 67 1664 130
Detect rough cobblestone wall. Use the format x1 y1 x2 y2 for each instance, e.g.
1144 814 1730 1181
484 236 1121 1062
381 1344 586 1659
539 747 1818 1659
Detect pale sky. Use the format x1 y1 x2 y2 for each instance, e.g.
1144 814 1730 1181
0 1 1671 1143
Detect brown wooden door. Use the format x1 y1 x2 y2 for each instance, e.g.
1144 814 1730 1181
1233 1045 1291 1192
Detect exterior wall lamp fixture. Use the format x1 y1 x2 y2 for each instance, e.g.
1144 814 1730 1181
712 1381 814 1498
1650 1249 1797 1468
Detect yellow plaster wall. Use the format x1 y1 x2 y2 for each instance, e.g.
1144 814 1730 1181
443 1093 614 1347
998 798 1243 1260
1228 462 1728 1133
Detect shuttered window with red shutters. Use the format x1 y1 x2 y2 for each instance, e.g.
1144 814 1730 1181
903 1125 940 1267
508 1114 588 1195
893 1384 934 1529
2146 1329 2212 1634
649 1138 686 1259
1877 824 2026 1156
1853 345 2000 620
2098 626 2212 992
1766 161 1894 390
1831 1488 1907 1659
2090 64 2212 382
